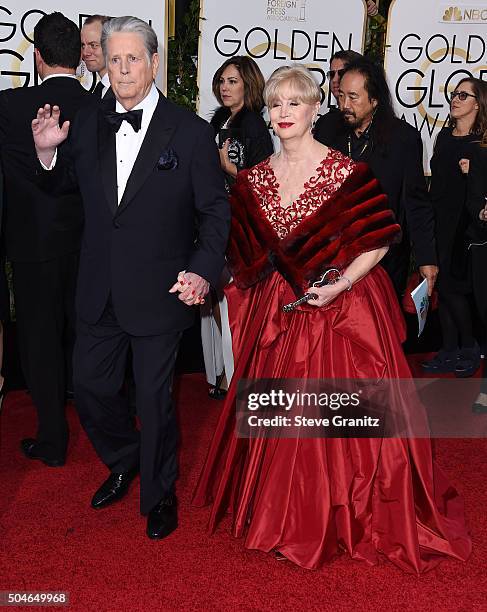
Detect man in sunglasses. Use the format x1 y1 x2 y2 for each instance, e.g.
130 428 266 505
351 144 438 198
328 50 363 105
315 57 438 299
314 50 363 144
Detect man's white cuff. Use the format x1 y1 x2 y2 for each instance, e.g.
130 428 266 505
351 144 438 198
39 148 58 170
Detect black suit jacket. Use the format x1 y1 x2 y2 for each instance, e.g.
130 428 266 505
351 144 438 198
0 77 93 262
100 87 115 101
45 91 230 336
315 113 437 293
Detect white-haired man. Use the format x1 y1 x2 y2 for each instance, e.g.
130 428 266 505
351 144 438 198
32 16 230 539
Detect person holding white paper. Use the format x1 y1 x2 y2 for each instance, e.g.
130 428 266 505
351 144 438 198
423 78 486 377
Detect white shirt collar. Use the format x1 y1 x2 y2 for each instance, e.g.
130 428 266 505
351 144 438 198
115 83 159 129
42 74 78 82
101 72 110 88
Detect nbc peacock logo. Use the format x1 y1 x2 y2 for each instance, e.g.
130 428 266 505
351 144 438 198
443 6 463 20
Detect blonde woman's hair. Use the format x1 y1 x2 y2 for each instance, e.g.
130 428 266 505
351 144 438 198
264 64 321 107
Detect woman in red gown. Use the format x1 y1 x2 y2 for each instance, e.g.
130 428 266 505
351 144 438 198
193 65 471 574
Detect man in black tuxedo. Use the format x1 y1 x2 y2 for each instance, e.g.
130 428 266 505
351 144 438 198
314 58 438 297
0 12 93 466
81 15 112 99
32 16 230 539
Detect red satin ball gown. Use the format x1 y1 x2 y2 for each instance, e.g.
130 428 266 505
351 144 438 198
193 150 471 574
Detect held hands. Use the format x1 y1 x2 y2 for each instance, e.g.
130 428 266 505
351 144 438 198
479 200 487 222
306 278 349 307
169 271 209 306
32 104 69 166
419 264 439 296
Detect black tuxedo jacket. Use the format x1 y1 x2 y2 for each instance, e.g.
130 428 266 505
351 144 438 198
100 87 115 101
46 91 230 336
0 77 94 262
315 113 437 291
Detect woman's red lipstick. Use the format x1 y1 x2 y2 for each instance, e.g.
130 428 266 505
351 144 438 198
278 122 293 128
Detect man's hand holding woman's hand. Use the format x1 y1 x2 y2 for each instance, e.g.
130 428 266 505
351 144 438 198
169 271 209 306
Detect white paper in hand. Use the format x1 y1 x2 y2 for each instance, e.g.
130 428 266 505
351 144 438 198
411 278 429 337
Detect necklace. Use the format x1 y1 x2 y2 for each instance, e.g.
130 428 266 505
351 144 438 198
347 134 369 159
347 117 374 160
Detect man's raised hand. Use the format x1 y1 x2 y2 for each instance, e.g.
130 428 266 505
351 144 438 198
31 104 69 167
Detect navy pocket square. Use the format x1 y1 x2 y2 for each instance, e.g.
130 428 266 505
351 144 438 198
157 148 178 170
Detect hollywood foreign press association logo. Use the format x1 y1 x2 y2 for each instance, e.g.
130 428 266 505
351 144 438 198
266 0 307 22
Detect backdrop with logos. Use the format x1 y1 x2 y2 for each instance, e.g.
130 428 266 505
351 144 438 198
0 1 168 92
385 0 487 173
197 0 368 123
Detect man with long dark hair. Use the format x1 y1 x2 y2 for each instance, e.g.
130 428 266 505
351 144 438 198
315 58 438 297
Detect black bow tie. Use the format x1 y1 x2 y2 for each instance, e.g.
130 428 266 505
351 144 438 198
104 109 143 133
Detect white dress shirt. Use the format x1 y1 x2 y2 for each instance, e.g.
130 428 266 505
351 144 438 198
40 83 160 207
115 83 158 204
100 72 111 98
42 73 78 82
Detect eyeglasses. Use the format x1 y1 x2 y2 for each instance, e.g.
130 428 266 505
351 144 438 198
451 91 477 101
327 69 346 79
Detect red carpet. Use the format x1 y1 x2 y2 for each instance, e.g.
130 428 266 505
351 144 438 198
1 368 486 611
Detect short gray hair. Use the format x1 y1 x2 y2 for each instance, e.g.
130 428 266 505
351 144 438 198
101 16 158 62
264 65 321 107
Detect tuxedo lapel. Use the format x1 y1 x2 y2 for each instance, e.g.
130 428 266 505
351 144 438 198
97 98 118 215
116 94 176 216
103 87 115 101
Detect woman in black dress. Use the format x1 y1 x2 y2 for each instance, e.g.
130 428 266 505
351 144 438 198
201 56 273 398
423 78 487 376
210 56 273 185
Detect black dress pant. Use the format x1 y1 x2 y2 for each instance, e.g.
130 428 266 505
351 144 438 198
12 252 79 458
73 299 182 515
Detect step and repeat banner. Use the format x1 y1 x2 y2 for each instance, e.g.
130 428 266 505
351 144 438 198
0 1 168 92
197 0 367 122
385 1 487 173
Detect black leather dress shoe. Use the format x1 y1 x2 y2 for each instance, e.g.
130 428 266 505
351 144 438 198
91 470 137 509
146 495 178 540
20 438 65 467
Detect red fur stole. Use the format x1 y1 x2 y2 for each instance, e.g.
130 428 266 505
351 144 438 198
227 162 401 296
